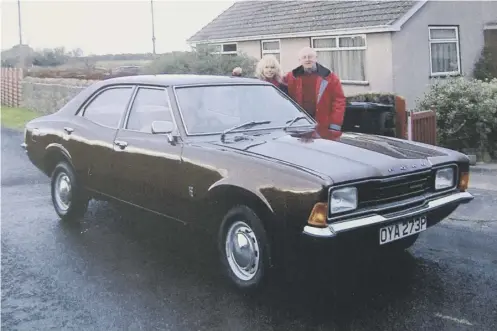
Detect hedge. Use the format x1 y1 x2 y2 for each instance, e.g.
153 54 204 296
414 77 497 160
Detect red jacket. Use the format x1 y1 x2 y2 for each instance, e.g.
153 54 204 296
284 63 346 138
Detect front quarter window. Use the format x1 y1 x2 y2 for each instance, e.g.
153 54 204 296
174 84 314 135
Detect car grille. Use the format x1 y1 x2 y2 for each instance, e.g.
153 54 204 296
357 171 433 208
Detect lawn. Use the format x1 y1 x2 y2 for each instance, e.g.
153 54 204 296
0 107 40 130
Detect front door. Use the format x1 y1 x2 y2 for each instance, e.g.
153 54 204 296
110 86 184 220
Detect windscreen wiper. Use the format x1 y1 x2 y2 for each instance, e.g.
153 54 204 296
283 116 309 131
220 120 271 142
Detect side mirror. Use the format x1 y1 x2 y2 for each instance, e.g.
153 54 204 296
151 120 174 134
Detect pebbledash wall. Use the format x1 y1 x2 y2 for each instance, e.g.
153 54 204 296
1 68 97 114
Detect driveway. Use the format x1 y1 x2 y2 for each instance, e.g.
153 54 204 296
2 127 497 331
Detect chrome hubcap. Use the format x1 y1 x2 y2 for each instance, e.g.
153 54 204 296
54 172 72 211
225 221 260 281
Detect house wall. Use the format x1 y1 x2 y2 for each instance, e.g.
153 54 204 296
359 32 394 94
239 34 395 97
392 0 497 110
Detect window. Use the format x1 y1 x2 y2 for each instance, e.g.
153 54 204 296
262 40 280 62
429 26 461 76
126 87 173 133
175 84 313 135
312 35 367 82
83 87 133 128
210 43 238 56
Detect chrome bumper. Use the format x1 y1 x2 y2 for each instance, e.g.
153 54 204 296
303 191 474 238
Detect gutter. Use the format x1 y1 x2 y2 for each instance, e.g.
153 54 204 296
187 25 397 45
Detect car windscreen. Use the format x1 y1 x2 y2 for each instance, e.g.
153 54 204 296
174 84 314 135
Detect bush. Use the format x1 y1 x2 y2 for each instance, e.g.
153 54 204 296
144 48 258 76
414 77 497 159
473 46 497 81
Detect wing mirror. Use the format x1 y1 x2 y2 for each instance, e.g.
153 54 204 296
151 120 178 145
151 120 174 134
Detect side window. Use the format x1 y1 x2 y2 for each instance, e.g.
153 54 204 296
126 87 173 133
83 87 133 128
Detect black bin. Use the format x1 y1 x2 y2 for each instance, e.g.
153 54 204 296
342 102 396 137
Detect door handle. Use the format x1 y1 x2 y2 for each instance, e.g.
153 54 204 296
64 127 74 134
114 140 128 149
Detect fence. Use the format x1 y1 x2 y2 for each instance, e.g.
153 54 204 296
407 109 437 146
394 96 408 139
1 68 24 107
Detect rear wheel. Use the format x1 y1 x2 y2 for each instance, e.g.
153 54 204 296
218 205 271 291
51 161 89 221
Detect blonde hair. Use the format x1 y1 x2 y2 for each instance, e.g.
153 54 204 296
255 54 283 82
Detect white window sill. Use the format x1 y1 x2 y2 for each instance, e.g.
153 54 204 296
429 72 461 78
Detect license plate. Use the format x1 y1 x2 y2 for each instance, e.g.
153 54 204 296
379 216 427 245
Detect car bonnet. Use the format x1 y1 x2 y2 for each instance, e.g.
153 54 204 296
208 131 449 183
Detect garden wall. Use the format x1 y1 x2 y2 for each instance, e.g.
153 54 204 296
20 77 97 114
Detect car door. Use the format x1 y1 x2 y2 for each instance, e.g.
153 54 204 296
110 85 184 219
64 85 135 195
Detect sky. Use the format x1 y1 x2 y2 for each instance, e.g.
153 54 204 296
1 0 236 55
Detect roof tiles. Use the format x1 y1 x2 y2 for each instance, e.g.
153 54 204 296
188 1 418 42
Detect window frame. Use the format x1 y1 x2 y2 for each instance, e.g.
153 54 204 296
261 39 281 62
210 42 238 55
428 25 461 77
78 85 135 129
311 34 368 84
122 85 177 134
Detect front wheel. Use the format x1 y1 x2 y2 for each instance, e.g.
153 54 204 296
51 161 89 221
218 205 271 291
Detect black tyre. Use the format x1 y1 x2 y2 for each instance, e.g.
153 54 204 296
51 161 88 221
218 205 271 291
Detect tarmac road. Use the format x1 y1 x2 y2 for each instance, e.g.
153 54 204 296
2 127 497 331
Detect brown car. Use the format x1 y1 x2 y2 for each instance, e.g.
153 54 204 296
22 74 474 291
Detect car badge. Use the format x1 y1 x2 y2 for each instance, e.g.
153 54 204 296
400 165 407 170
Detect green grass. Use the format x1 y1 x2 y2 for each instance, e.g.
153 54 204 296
0 107 40 130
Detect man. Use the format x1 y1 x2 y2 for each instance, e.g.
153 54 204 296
284 47 346 139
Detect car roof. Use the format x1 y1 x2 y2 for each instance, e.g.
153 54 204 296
100 74 269 87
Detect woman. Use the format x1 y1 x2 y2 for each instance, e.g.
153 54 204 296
254 54 288 95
